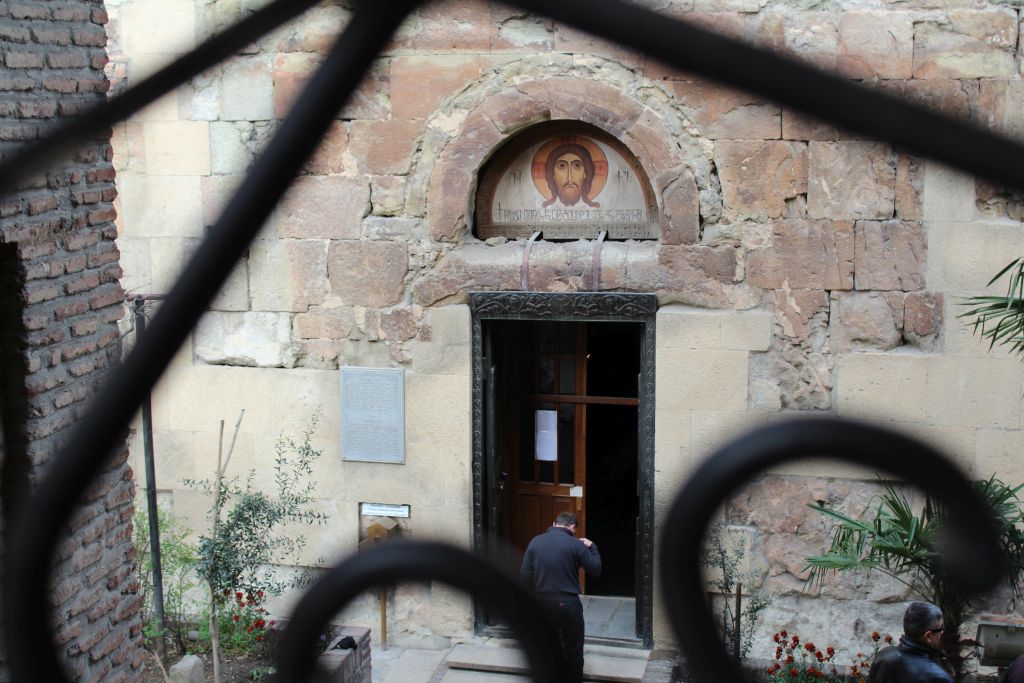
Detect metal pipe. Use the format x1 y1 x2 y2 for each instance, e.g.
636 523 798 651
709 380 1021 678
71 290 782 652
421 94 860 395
134 298 166 664
520 231 541 291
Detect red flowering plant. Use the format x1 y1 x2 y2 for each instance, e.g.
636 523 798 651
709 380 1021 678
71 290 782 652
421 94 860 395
848 630 894 683
209 589 274 654
765 629 842 682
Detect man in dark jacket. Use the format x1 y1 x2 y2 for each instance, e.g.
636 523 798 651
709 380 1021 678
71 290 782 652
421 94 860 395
869 601 954 683
520 512 602 683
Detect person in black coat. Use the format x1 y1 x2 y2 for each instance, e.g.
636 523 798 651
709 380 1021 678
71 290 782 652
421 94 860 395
869 601 955 683
520 511 602 683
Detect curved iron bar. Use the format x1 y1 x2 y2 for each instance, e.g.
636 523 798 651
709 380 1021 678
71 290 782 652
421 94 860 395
661 418 1006 682
0 0 322 191
276 542 572 683
0 0 1019 679
1 2 416 680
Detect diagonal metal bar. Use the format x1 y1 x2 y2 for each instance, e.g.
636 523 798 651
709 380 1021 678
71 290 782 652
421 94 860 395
509 0 1024 193
1 3 417 680
0 0 322 191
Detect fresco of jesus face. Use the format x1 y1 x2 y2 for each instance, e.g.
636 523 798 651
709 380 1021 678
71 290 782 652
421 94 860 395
552 152 587 206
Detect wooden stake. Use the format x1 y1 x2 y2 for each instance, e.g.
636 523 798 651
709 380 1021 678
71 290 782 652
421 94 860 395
380 588 388 651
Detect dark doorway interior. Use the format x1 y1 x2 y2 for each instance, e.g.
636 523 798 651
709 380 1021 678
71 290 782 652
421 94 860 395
584 323 640 597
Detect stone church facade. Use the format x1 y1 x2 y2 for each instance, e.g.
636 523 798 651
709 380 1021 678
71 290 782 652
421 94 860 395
103 0 1024 659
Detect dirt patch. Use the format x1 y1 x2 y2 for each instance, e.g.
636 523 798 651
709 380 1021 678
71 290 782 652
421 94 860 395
141 650 271 682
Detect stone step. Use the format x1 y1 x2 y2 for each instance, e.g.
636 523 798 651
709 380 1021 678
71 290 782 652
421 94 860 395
381 648 447 683
444 644 648 682
441 670 529 682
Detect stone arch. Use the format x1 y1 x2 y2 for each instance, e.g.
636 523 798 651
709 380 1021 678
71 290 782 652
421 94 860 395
415 56 715 245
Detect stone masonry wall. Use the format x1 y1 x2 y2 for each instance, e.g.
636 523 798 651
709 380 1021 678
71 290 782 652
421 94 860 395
106 0 1024 655
0 0 142 680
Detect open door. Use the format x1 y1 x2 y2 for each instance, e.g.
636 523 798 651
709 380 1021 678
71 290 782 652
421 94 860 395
472 293 655 647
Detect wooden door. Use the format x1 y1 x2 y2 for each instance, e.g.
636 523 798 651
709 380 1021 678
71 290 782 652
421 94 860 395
506 322 589 562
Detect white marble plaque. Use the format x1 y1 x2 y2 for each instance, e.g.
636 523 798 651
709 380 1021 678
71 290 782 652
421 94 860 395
340 366 405 463
361 503 410 518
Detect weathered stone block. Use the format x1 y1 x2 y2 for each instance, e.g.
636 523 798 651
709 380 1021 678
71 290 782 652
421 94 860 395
976 429 1024 484
194 311 297 368
249 239 328 313
480 88 550 134
903 291 943 351
922 162 975 222
690 409 769 465
925 356 1022 429
200 174 242 227
781 109 845 142
304 121 348 176
143 120 210 176
273 176 368 240
926 221 1024 294
835 352 929 423
220 54 273 121
391 0 494 51
771 288 829 342
829 291 901 352
622 108 681 186
837 11 913 79
427 111 502 241
746 220 854 290
671 81 780 140
913 9 1017 79
722 310 773 352
390 55 490 120
413 244 519 305
406 372 471 447
656 347 749 412
655 305 719 351
348 118 422 176
854 220 925 291
273 52 319 120
751 11 838 72
369 175 406 218
902 78 971 121
117 173 202 238
120 0 195 55
411 304 470 376
660 168 700 245
259 2 348 55
209 121 253 175
808 142 895 220
895 154 924 220
328 240 408 307
715 140 807 220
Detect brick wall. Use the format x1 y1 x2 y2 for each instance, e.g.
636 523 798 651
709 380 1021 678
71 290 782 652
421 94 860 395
0 1 142 681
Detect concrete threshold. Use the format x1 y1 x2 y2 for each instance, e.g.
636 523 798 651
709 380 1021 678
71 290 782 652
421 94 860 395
444 644 649 682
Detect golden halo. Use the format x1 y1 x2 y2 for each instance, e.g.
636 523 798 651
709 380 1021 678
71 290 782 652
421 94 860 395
530 136 609 202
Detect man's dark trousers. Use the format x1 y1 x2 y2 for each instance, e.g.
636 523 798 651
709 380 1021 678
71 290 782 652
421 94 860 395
544 597 584 683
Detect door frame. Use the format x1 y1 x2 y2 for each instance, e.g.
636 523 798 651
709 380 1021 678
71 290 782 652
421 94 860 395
470 291 656 648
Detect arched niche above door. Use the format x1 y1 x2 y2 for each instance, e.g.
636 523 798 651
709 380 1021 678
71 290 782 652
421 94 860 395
474 121 659 241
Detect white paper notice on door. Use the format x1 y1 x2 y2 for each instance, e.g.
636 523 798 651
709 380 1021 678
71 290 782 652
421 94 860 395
535 409 557 461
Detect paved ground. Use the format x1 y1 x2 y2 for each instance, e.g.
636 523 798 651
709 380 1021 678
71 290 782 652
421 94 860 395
369 637 677 683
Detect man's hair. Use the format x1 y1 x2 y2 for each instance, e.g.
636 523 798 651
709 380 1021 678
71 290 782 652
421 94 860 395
542 142 599 208
904 601 943 641
554 512 578 527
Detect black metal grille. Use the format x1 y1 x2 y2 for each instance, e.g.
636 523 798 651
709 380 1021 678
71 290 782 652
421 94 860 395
2 1 1017 681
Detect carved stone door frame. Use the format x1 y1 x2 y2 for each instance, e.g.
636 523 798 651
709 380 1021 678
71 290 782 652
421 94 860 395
470 291 656 648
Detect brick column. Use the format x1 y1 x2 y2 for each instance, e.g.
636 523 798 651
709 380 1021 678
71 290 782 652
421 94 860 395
0 1 143 681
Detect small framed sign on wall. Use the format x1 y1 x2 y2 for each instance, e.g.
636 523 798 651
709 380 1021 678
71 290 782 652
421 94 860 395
340 366 405 464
